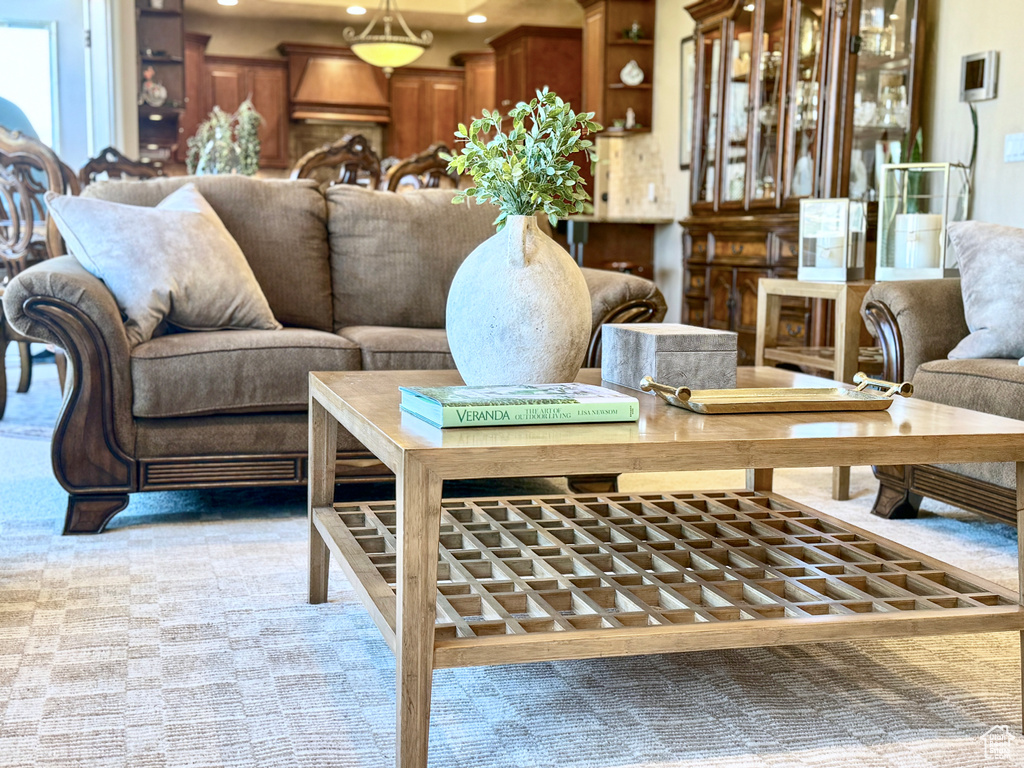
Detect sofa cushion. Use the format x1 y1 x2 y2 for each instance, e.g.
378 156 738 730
47 184 282 346
947 221 1024 361
131 329 361 418
338 326 453 371
83 176 333 332
326 186 502 330
912 358 1024 422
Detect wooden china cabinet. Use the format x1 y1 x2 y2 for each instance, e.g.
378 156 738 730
682 0 926 363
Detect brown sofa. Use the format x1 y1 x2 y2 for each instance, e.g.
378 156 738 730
862 279 1022 525
3 175 666 533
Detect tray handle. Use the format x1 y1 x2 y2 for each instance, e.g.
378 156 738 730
852 372 914 399
639 376 692 407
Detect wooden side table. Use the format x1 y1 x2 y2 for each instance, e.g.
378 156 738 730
754 278 877 501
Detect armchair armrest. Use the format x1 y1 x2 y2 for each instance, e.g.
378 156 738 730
2 255 135 495
861 279 968 381
581 267 667 367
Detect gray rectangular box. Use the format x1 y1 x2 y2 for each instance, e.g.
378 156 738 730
601 323 738 393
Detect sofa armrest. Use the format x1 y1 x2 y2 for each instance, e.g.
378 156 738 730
861 279 968 382
2 256 135 493
581 267 668 366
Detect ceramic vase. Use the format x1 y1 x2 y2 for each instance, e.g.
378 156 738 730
446 215 592 386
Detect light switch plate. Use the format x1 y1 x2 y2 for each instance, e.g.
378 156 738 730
1004 133 1024 163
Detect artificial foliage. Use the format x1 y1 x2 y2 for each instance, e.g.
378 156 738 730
446 88 601 230
186 99 262 176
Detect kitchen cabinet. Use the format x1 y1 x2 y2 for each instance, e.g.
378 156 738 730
490 26 582 111
387 68 465 159
202 56 289 168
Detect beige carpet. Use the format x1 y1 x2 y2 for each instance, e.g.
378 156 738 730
1 374 1022 766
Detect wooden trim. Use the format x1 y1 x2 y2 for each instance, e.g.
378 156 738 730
277 42 361 59
872 463 1016 525
486 26 582 48
203 54 286 70
862 298 905 382
585 298 665 367
184 31 211 48
22 297 135 496
450 50 495 67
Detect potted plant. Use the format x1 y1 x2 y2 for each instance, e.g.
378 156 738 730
443 88 602 385
186 99 262 176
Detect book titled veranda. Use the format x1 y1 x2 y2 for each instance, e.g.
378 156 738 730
399 383 640 428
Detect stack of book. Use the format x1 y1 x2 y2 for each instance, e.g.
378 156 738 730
399 383 640 429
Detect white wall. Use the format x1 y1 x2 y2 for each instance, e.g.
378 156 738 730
650 0 695 323
923 0 1024 226
1 0 89 166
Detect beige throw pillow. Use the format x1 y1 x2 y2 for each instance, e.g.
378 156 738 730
46 183 281 346
946 221 1024 362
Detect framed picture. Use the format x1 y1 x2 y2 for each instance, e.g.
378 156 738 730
680 36 695 170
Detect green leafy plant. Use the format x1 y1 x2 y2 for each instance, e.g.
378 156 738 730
186 99 262 176
445 88 602 230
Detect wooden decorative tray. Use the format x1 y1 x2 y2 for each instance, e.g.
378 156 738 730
640 373 914 415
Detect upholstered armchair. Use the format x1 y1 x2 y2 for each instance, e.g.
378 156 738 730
862 279 1022 525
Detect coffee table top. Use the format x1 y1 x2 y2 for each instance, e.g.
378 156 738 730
310 367 1024 479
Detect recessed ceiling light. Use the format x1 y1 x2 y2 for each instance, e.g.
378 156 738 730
347 5 367 14
468 14 487 23
217 0 238 5
743 3 755 10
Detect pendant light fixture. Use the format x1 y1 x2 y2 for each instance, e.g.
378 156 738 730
343 0 433 77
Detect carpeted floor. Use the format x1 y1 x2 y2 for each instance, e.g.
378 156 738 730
2 354 1023 767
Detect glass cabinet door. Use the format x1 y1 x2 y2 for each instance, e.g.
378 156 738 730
848 0 917 200
721 4 754 203
695 27 723 205
784 0 823 200
750 0 787 203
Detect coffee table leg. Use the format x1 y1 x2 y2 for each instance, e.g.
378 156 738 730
832 467 851 501
396 457 442 768
308 397 337 604
746 468 774 492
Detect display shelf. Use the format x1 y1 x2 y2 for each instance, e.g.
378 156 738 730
762 345 883 371
140 54 184 63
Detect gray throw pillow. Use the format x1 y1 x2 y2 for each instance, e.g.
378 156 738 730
46 183 281 346
947 221 1024 361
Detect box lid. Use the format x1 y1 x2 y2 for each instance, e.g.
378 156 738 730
603 323 738 352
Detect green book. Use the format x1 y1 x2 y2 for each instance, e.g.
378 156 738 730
399 383 640 429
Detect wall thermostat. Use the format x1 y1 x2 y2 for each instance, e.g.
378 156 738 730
960 51 998 102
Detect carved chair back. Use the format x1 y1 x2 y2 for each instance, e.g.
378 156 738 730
79 146 164 189
0 127 77 282
384 143 463 192
289 134 382 189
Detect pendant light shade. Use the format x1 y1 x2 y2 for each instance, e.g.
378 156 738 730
343 0 433 77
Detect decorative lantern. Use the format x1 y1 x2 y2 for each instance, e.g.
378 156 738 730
797 198 867 282
876 162 961 280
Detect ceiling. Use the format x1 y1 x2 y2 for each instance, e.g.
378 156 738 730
184 0 585 35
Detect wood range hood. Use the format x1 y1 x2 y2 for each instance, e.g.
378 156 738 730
278 42 390 123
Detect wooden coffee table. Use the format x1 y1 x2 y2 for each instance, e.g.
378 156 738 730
307 367 1024 768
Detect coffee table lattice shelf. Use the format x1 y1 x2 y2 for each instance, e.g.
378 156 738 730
314 489 1022 669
